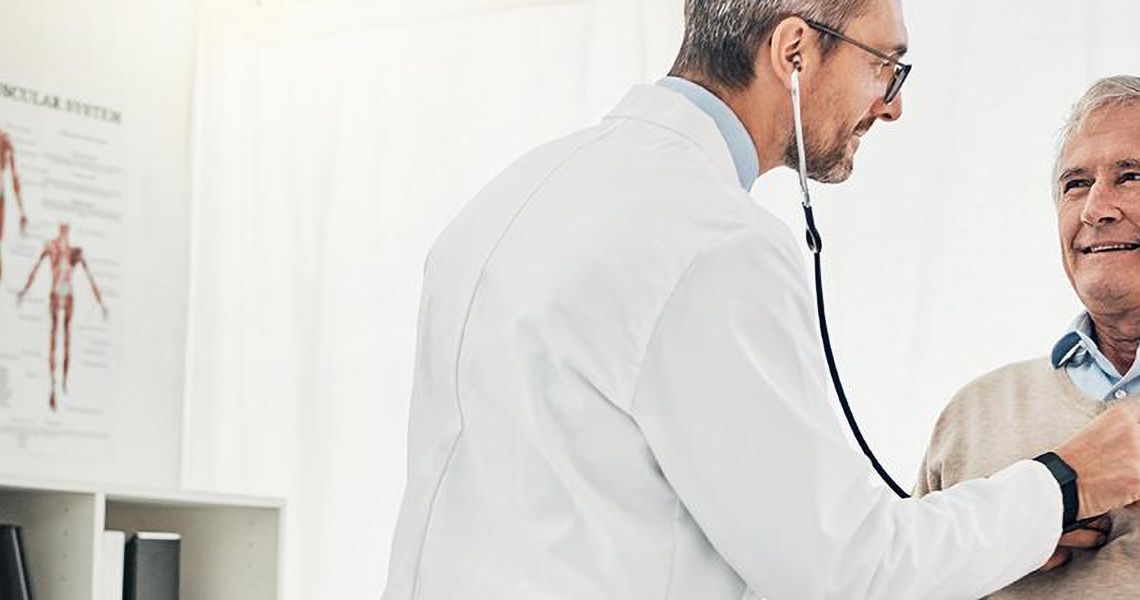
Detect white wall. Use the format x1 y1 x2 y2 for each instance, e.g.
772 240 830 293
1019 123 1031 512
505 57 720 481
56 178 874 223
0 0 197 487
183 0 1140 597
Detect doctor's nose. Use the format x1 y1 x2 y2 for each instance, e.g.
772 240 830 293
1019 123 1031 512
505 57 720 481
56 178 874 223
874 92 903 123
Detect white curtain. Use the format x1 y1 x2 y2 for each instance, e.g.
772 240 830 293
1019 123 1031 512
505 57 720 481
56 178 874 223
185 1 682 597
184 1 1140 597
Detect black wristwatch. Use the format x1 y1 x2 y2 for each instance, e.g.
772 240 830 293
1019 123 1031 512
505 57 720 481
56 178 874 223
1034 452 1079 529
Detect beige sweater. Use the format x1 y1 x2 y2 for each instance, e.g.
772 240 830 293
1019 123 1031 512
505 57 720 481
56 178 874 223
915 358 1140 599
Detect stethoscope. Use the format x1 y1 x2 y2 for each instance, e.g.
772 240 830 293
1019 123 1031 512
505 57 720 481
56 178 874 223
790 58 910 499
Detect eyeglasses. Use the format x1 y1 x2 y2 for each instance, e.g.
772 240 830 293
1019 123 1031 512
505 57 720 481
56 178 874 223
804 19 911 104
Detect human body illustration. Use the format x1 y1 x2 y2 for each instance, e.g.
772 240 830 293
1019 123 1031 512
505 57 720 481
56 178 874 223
0 128 30 282
17 224 108 410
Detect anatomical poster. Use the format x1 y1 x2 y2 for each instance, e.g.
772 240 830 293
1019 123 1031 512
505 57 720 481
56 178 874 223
0 80 121 454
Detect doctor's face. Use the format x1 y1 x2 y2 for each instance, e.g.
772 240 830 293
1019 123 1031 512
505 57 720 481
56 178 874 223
1058 102 1140 317
789 0 907 183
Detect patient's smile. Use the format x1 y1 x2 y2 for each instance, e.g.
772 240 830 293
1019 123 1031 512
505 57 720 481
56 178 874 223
1081 242 1140 255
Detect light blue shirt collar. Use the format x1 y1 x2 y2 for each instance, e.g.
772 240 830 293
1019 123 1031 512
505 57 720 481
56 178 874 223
657 76 760 191
1052 312 1140 401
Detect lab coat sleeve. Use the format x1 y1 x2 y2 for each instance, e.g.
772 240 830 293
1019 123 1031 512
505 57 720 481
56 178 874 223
627 225 1061 600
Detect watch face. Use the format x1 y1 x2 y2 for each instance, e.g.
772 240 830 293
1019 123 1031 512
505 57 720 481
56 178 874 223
1036 452 1080 528
1036 452 1077 484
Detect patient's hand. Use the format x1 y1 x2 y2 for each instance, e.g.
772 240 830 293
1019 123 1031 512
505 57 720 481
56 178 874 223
1039 514 1113 572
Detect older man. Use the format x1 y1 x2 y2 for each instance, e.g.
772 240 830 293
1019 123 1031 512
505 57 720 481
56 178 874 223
917 75 1140 598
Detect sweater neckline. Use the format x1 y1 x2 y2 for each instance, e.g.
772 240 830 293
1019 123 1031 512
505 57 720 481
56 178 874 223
1047 359 1112 418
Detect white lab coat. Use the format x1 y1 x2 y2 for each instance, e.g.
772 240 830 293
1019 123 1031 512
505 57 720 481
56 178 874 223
383 84 1061 599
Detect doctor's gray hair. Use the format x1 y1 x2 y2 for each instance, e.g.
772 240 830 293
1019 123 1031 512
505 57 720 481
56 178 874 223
1053 75 1140 204
670 0 872 91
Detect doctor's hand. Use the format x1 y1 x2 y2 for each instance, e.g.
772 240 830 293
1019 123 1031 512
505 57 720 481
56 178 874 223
1038 514 1112 572
1055 400 1140 520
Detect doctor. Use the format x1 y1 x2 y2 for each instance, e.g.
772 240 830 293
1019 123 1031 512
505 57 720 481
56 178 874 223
384 0 1140 598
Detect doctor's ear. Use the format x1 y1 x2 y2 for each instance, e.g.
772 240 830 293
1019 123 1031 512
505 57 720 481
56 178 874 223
767 17 815 89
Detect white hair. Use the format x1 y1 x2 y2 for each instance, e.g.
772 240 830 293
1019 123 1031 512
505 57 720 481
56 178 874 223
1053 75 1140 203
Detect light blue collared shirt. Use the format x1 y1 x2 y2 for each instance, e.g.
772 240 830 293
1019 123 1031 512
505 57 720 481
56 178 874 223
658 76 760 191
1051 313 1140 401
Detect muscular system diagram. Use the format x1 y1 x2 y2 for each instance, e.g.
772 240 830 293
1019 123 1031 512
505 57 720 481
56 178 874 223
16 223 108 411
0 128 30 282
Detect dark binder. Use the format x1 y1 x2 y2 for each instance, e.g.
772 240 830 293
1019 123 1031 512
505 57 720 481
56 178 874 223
124 532 180 600
0 524 33 600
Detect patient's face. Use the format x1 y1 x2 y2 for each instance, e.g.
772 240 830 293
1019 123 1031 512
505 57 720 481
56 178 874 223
1057 103 1140 314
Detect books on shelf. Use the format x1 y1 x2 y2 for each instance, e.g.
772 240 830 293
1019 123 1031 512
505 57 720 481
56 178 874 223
0 524 33 600
124 532 181 600
0 483 279 600
99 530 125 600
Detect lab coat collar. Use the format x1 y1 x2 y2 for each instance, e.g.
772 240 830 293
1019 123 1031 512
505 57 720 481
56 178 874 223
657 77 760 191
605 84 746 191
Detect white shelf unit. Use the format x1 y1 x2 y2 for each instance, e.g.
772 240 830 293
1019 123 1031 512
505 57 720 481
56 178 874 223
0 478 283 600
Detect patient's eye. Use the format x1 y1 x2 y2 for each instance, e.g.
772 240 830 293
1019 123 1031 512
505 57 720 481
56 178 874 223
1063 179 1091 195
1120 172 1140 185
